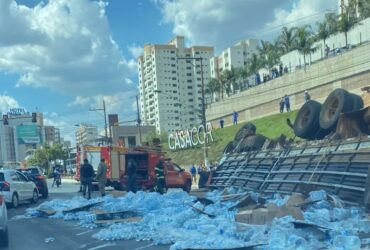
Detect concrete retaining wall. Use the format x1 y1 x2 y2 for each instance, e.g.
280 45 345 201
206 42 370 127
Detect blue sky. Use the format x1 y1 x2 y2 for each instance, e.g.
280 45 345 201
0 0 337 142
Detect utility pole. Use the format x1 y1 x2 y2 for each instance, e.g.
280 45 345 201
136 95 142 145
89 99 108 145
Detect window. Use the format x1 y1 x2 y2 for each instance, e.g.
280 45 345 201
128 136 136 147
186 66 191 70
11 172 19 181
187 80 192 83
195 51 200 55
172 77 177 80
187 86 193 89
186 73 191 76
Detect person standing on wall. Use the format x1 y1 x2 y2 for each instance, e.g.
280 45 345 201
284 95 291 112
279 97 285 113
80 159 95 199
304 90 311 102
190 164 197 183
97 158 107 197
233 111 238 125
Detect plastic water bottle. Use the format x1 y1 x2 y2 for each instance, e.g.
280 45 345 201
333 235 361 250
309 190 327 201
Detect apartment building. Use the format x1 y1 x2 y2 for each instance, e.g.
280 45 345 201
210 39 259 79
44 126 61 145
75 124 98 146
138 36 214 133
0 111 44 166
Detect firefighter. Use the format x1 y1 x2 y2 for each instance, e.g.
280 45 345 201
127 158 137 193
155 160 166 194
97 158 107 197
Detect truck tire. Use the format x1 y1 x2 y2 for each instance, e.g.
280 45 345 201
294 100 322 140
183 180 192 193
351 93 364 111
223 141 234 154
319 88 353 131
234 123 256 141
238 134 267 152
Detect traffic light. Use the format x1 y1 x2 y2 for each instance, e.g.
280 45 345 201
31 112 37 123
2 115 8 125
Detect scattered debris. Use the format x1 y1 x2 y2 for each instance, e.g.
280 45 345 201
44 237 55 243
63 201 104 214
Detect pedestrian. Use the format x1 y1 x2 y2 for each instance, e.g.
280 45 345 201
190 164 197 183
232 111 238 125
279 97 285 113
155 160 166 194
304 90 311 102
51 168 60 188
197 163 202 180
219 118 224 128
96 158 107 197
325 44 330 57
126 158 137 193
284 95 291 112
80 159 94 199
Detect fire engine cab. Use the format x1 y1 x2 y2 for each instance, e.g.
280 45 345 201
76 145 192 192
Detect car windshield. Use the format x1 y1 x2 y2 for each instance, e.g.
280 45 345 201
17 168 39 175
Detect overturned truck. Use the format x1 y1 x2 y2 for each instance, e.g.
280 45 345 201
210 88 370 207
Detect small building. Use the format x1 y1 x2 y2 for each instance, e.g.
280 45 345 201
111 125 155 148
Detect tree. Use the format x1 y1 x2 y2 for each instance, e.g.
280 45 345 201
338 5 359 48
358 0 370 20
248 53 261 74
325 12 339 35
235 67 249 90
316 20 330 49
220 69 237 95
277 26 297 54
295 25 316 66
206 78 220 102
27 143 69 174
258 40 280 70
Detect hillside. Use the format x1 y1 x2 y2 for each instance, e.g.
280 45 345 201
164 110 298 166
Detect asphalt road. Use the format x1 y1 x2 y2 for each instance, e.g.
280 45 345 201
4 179 171 250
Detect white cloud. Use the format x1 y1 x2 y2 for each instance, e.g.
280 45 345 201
0 94 21 113
68 96 91 107
0 0 136 95
127 44 144 58
266 0 337 30
153 0 338 48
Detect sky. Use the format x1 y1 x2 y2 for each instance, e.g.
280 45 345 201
0 0 338 144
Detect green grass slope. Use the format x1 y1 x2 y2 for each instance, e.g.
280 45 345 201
164 110 298 166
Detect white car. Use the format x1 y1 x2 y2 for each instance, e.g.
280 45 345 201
0 169 39 208
0 194 8 247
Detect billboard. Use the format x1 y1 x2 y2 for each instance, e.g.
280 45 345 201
17 125 41 144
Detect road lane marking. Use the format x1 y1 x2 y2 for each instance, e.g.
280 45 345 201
87 243 116 250
76 230 93 236
134 243 155 250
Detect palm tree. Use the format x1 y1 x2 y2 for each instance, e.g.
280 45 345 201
248 53 261 75
358 0 370 20
220 69 237 95
258 40 280 71
206 78 220 103
277 26 297 54
316 20 330 48
338 5 359 48
325 12 339 35
295 25 316 66
236 67 249 90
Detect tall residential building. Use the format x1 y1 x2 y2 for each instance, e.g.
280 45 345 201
0 111 44 166
75 124 98 146
138 36 214 133
44 126 61 145
210 39 259 79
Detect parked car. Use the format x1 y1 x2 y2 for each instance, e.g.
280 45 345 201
0 169 39 208
0 194 8 247
17 167 49 198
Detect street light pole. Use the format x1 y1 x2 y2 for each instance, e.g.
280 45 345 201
177 56 209 167
89 99 108 145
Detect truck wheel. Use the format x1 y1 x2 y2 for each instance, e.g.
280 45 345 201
319 88 353 130
223 141 234 154
351 93 364 111
234 123 256 141
183 180 191 193
294 100 322 140
238 134 266 152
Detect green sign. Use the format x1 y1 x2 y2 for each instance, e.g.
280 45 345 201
17 125 41 144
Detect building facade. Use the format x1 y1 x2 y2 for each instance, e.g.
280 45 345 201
75 124 98 146
210 39 259 79
138 36 214 134
111 125 155 148
0 111 44 166
44 126 61 145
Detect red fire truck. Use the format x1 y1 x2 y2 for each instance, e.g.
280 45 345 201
75 145 192 192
